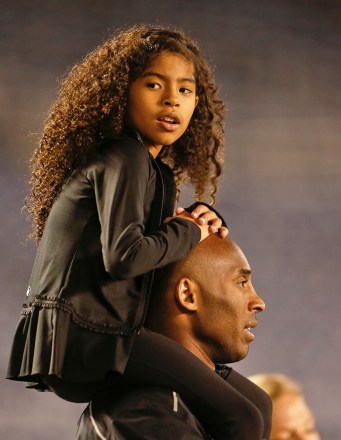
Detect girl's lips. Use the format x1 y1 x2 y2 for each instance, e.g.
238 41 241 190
156 120 180 132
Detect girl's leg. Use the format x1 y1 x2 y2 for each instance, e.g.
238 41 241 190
42 375 99 403
123 328 265 440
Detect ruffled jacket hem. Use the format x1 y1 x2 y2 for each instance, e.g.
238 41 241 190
7 303 133 385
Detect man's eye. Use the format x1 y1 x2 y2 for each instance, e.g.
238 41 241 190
147 83 161 89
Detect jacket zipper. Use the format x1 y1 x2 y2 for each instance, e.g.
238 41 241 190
138 157 164 331
134 132 165 332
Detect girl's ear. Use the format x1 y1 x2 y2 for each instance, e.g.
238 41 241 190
195 96 199 108
174 278 198 312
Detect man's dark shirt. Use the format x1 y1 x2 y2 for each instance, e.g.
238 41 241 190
76 385 211 440
76 365 272 439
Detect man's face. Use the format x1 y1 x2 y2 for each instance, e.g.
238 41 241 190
193 238 265 364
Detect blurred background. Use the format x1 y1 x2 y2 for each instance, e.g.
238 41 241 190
1 0 340 438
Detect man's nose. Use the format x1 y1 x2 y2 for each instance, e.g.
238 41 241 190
250 288 265 313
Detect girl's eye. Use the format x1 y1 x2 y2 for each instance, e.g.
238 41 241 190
239 280 247 288
179 87 192 94
147 83 161 89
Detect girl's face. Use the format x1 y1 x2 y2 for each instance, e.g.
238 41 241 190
126 51 199 157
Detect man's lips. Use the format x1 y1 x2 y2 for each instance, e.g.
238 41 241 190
244 321 258 341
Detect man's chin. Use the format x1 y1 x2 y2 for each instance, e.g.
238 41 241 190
237 346 250 362
215 350 248 365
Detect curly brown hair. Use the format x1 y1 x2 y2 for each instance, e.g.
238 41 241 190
26 25 225 242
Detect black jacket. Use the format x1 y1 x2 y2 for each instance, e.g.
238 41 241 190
7 132 202 386
76 386 211 440
76 367 272 440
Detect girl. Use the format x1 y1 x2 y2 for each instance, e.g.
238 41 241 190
7 26 269 439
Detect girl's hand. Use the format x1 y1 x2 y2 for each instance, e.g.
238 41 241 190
175 206 228 238
174 212 212 242
164 212 211 242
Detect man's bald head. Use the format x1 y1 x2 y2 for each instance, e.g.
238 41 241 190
146 235 265 368
148 236 243 306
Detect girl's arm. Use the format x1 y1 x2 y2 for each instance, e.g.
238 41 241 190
86 140 210 281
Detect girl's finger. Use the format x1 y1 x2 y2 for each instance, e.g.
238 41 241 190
197 213 222 227
175 207 186 215
218 226 229 238
190 204 210 218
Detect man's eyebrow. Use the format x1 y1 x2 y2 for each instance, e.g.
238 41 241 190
237 269 252 276
141 72 196 84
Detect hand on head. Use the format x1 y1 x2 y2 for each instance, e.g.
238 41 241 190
175 205 229 238
168 210 212 241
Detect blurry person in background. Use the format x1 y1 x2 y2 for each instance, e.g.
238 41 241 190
249 373 321 440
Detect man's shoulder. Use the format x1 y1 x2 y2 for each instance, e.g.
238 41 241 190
76 385 211 440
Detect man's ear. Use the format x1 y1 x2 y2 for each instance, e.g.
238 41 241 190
174 278 199 312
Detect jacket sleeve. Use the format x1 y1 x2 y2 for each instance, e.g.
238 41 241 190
86 142 201 280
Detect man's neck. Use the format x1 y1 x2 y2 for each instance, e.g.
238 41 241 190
178 337 215 370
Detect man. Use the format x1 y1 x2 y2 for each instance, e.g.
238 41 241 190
76 235 271 439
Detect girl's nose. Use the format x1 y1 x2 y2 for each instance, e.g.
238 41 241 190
162 89 179 107
163 98 179 107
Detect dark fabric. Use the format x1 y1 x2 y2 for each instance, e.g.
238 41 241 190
75 331 271 439
23 330 270 439
120 329 270 440
7 131 201 385
76 387 211 440
216 366 272 439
